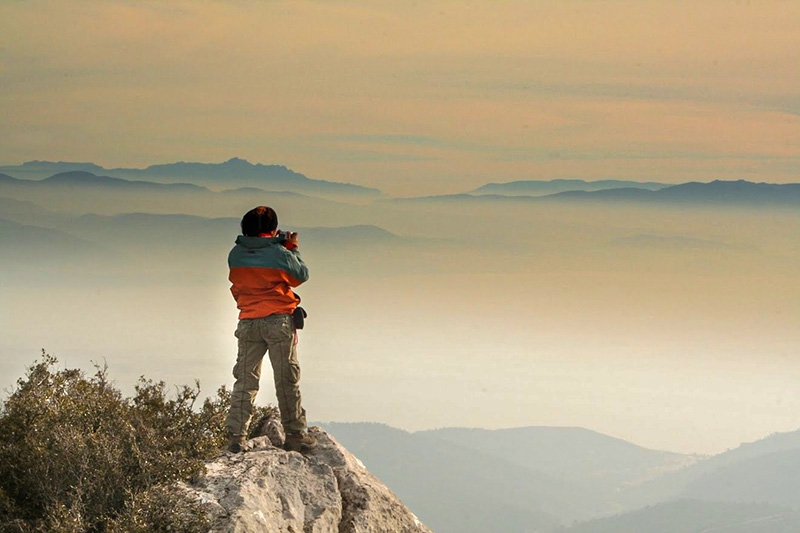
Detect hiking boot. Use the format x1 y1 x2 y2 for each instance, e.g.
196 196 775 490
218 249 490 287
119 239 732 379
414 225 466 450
228 435 245 453
284 431 317 452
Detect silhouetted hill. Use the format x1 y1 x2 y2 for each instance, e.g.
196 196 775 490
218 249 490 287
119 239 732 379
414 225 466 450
562 499 800 533
668 429 800 506
706 428 800 464
657 179 800 204
471 179 666 196
388 193 538 204
0 171 208 196
0 171 371 224
549 180 800 207
548 187 658 202
0 158 383 199
121 158 382 197
399 180 800 207
120 157 294 181
620 427 800 510
0 161 106 179
681 449 800 506
42 171 207 192
417 426 696 490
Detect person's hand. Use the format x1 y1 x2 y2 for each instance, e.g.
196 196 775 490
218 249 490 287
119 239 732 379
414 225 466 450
284 231 299 250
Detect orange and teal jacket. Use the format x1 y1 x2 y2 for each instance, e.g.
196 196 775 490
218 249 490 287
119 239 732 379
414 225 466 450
228 234 309 320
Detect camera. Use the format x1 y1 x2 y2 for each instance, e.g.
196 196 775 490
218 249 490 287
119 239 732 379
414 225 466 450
275 230 299 250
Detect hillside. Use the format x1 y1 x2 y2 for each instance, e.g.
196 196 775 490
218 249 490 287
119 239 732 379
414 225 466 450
320 422 800 532
318 422 699 532
562 500 800 533
548 180 800 207
417 426 697 489
620 428 800 509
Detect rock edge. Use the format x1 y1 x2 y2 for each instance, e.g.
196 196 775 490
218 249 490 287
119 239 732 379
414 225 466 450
180 427 433 533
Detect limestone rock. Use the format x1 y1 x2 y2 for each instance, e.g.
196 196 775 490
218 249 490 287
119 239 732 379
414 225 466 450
181 427 432 533
256 415 285 448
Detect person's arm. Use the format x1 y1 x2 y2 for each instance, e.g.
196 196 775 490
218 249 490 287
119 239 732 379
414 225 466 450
279 245 309 286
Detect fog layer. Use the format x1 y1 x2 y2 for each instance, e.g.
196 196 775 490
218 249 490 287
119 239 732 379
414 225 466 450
2 180 798 454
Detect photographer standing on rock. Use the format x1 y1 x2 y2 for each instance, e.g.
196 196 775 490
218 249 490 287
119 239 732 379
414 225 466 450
225 205 316 453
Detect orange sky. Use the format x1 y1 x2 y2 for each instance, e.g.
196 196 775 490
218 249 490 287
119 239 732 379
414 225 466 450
1 0 799 195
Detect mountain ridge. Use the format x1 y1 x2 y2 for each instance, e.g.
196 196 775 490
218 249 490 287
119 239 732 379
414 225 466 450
0 158 382 198
395 179 800 207
549 179 800 205
472 178 667 196
42 171 208 192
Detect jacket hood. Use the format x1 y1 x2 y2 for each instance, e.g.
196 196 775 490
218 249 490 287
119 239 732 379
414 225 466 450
235 235 284 248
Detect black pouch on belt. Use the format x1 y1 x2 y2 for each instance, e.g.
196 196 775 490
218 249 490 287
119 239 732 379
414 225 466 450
292 306 307 329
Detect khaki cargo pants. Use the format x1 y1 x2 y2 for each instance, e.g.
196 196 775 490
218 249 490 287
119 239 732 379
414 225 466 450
225 313 307 437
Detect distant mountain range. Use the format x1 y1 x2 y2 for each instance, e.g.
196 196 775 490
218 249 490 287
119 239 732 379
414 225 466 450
471 179 668 196
551 180 800 206
318 422 800 533
397 180 800 207
3 160 799 207
0 170 374 225
0 158 382 199
43 171 207 192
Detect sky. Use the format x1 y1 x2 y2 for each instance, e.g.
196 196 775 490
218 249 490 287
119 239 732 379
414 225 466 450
2 0 799 196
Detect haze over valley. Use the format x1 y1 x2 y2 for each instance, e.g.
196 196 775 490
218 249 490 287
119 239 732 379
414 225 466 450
2 160 798 459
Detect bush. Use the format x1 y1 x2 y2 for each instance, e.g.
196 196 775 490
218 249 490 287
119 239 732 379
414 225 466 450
0 351 276 532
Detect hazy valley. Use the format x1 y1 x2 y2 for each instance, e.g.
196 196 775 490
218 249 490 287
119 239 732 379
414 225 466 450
2 159 800 532
320 422 800 532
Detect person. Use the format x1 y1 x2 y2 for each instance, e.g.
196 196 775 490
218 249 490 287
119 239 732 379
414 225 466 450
225 205 316 453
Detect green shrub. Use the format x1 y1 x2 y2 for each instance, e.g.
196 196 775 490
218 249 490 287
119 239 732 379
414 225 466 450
105 486 209 533
0 351 276 532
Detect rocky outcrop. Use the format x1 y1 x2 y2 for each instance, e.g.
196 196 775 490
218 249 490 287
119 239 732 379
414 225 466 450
181 427 432 533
